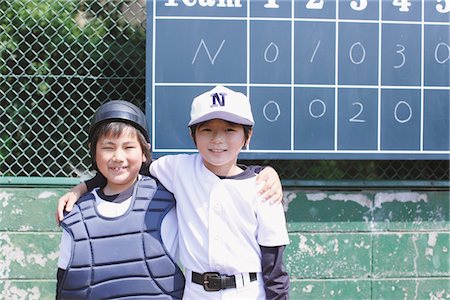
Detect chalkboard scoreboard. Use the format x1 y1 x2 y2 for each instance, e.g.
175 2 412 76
146 0 450 159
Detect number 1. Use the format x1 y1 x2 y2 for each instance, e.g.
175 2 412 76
264 0 279 9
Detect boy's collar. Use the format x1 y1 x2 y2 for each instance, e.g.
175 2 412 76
217 166 255 180
98 180 137 203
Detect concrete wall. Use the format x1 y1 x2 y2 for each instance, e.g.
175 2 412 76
0 186 448 299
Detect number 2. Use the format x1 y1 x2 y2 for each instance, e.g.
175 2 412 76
306 0 324 9
349 102 366 123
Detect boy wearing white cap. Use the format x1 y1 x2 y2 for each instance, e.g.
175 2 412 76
56 86 290 299
150 86 290 299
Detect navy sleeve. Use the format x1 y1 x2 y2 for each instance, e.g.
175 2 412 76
237 164 263 173
249 165 264 174
260 245 290 300
56 268 65 299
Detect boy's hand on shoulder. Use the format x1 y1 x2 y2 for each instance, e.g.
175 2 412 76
56 191 77 224
256 167 283 204
56 183 87 224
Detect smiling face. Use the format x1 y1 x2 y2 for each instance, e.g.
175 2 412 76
95 125 147 195
193 119 252 177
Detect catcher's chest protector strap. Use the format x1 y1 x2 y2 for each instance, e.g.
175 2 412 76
59 177 185 299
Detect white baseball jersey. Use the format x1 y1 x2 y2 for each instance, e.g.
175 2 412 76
150 154 289 298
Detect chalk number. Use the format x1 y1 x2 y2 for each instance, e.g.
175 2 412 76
350 0 367 11
392 0 411 12
303 0 450 13
436 0 450 13
306 99 413 124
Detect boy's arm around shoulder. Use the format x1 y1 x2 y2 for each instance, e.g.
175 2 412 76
256 189 290 299
56 182 88 223
261 245 290 300
56 173 105 222
255 166 283 204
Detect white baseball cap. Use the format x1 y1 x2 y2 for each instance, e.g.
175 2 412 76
188 85 254 127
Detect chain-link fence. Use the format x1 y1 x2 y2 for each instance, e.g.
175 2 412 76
1 0 146 179
1 0 449 183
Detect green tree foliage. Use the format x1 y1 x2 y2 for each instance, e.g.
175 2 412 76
0 0 146 177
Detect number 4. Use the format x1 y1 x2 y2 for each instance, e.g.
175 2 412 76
392 0 411 12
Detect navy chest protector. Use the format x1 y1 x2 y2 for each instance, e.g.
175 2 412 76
58 177 185 299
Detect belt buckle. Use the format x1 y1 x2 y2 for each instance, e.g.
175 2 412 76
202 272 221 291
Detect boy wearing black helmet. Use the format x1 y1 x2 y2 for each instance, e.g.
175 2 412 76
56 100 185 299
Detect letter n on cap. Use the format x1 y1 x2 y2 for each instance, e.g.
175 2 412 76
211 92 226 108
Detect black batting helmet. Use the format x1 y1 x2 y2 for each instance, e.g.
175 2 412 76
89 100 149 143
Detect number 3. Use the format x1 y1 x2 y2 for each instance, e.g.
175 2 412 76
350 0 368 11
436 0 450 13
394 44 406 69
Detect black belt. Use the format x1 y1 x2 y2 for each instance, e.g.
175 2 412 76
191 271 257 291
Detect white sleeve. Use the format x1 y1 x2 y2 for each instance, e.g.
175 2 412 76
149 155 180 192
161 207 179 261
57 230 72 269
256 199 290 247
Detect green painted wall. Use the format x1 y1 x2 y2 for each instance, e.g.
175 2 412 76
0 186 449 299
284 188 450 299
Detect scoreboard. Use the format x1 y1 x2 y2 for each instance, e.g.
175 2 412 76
146 0 450 159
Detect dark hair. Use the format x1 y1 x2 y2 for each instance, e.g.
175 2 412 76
90 121 151 171
189 120 252 149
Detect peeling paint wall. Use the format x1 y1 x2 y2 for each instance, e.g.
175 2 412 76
0 187 449 299
0 188 64 299
284 189 450 299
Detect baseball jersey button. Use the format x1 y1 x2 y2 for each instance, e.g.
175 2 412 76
214 203 221 211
